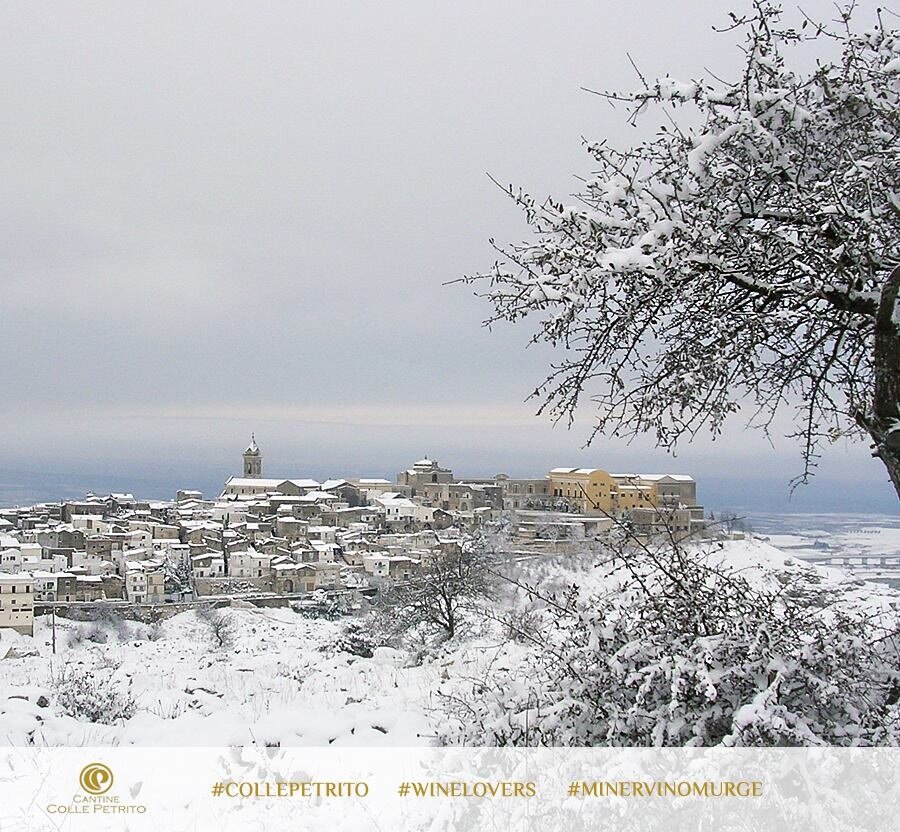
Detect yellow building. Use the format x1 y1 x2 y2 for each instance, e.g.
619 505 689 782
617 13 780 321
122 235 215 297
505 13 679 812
549 468 616 514
610 477 658 511
549 468 658 515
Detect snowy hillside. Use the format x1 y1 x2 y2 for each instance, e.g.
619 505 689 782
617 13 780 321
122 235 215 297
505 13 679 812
0 537 897 747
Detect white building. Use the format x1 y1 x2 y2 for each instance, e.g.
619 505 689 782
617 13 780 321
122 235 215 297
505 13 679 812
124 561 164 604
31 570 61 602
0 573 34 636
375 494 417 524
0 547 21 573
0 541 43 573
228 547 273 579
310 540 339 562
363 554 419 581
191 552 225 579
125 563 147 603
70 515 111 533
353 478 394 500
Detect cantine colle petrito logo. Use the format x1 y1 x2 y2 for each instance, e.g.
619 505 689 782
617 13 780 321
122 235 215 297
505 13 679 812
45 762 148 815
80 763 114 795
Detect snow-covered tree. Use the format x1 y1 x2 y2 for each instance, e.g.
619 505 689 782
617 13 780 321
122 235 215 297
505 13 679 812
162 553 193 599
378 530 498 641
466 1 900 497
439 537 900 746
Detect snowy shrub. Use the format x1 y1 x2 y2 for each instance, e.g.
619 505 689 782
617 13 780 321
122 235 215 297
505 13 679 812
439 540 899 746
54 661 136 724
146 698 188 720
333 620 377 658
275 663 309 684
295 592 349 620
133 620 165 642
84 624 109 644
66 605 131 646
502 609 544 644
196 603 235 650
93 602 131 639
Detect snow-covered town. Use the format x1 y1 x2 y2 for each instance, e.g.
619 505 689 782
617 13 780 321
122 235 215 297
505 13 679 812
1 0 899 782
0 452 897 748
0 436 714 636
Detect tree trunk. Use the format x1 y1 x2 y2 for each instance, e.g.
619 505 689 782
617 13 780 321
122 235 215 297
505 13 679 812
864 265 900 502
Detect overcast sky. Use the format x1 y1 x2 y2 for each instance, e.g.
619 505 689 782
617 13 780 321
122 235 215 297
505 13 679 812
1 0 895 512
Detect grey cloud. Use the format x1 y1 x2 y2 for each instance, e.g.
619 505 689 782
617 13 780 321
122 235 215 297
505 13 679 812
0 0 892 509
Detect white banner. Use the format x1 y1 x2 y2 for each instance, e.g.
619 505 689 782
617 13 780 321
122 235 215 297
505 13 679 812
1 747 897 831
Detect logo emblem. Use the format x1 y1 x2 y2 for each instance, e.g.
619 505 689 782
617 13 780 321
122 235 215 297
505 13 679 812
79 763 114 796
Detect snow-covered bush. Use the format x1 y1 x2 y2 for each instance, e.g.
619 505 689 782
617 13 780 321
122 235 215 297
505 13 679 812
196 603 235 650
333 620 378 658
84 624 109 644
439 540 899 746
93 602 130 636
66 605 132 647
502 609 544 645
294 591 349 620
66 625 107 648
54 661 136 724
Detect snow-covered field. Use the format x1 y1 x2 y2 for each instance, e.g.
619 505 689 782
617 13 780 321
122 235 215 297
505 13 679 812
0 608 429 746
746 513 900 588
0 604 526 748
0 538 897 747
748 512 900 554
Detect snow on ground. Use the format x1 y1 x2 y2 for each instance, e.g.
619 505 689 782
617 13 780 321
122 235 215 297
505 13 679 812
1 608 428 746
747 513 900 561
703 537 900 616
747 513 900 588
0 604 524 748
0 538 897 747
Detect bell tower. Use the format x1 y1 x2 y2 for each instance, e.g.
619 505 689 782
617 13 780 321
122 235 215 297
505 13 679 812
242 434 262 478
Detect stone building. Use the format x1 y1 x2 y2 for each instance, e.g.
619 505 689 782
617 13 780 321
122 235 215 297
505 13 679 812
242 435 263 479
0 573 34 635
549 468 658 515
396 458 454 496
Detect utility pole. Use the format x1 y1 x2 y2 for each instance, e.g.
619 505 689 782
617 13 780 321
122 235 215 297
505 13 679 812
49 591 56 655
